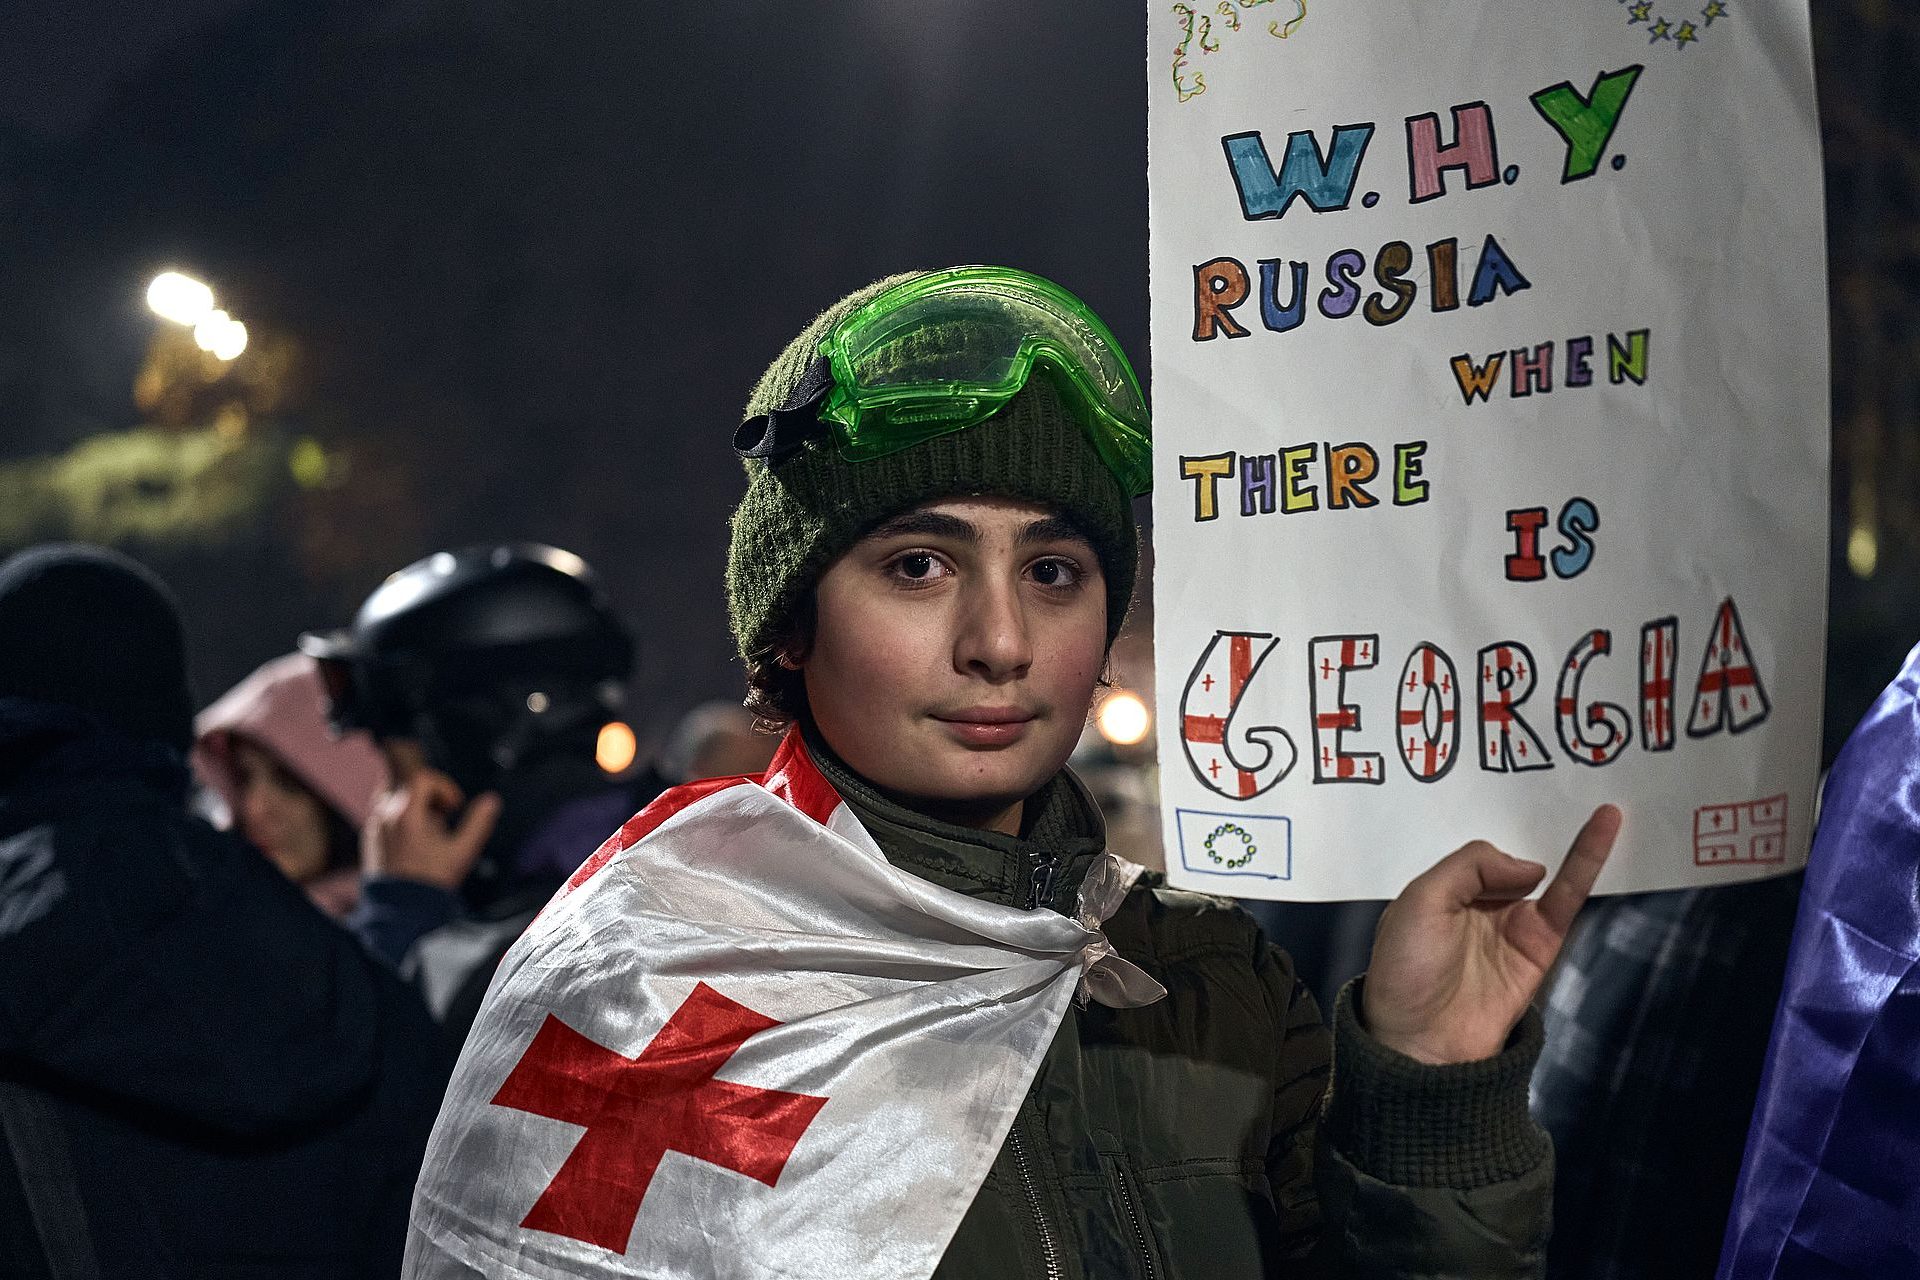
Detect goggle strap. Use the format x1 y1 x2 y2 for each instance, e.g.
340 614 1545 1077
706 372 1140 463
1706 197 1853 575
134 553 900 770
733 354 835 462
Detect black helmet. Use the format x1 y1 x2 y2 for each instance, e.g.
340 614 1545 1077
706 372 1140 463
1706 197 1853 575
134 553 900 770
300 544 632 796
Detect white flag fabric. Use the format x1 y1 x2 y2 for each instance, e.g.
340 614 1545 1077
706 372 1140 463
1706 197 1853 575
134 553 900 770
403 731 1165 1280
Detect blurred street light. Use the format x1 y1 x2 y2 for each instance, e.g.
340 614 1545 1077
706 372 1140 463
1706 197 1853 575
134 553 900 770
1848 520 1879 579
596 721 639 774
1096 689 1152 747
148 272 248 361
193 310 248 361
146 272 215 325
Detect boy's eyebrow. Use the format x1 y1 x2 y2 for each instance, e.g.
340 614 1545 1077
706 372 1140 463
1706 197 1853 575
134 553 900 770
863 511 979 544
1018 515 1094 548
860 511 1095 549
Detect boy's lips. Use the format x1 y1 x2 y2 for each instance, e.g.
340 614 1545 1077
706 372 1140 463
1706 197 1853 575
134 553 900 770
932 706 1037 747
936 706 1036 725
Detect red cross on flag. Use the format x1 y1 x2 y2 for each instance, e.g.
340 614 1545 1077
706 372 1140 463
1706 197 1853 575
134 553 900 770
404 731 1164 1280
487 985 828 1253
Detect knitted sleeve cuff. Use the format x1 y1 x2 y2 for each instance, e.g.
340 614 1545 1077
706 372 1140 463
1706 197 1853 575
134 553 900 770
1319 976 1550 1190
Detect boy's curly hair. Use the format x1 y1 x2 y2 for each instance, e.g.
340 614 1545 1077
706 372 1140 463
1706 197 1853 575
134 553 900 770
740 589 816 731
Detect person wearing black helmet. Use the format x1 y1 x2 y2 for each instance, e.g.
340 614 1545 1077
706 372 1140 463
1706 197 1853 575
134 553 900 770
303 543 667 1051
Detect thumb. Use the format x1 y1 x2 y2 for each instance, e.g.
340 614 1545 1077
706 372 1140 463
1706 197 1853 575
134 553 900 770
452 791 503 854
1472 850 1548 902
1413 840 1545 910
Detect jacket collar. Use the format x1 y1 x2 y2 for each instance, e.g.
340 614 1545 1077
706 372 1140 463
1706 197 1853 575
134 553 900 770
799 724 1107 913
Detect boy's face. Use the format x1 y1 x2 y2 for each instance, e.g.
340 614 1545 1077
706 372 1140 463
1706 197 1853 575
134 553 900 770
801 496 1109 835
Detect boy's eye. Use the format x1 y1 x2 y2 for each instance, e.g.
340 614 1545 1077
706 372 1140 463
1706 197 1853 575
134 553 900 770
1030 557 1081 588
892 552 949 582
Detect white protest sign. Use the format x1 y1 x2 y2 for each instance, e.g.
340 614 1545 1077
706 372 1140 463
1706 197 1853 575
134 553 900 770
1147 0 1828 900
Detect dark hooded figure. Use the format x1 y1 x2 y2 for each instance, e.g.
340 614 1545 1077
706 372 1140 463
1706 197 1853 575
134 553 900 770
0 545 447 1280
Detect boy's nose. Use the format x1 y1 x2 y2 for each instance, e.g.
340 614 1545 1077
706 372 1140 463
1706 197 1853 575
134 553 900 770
955 580 1033 680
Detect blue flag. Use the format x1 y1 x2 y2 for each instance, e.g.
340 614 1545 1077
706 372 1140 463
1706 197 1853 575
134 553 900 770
1718 643 1920 1276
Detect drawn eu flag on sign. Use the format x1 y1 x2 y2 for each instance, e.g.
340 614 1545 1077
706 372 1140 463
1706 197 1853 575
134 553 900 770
1174 809 1293 882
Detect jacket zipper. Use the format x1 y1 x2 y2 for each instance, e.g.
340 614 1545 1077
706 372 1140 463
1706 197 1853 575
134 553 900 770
1110 1161 1156 1280
1026 854 1060 910
1008 1121 1064 1280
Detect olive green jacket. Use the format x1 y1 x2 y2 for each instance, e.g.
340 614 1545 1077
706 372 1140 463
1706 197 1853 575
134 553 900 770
809 740 1553 1280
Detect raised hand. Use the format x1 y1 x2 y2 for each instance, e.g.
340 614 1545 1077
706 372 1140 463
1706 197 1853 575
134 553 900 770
1360 805 1622 1065
362 768 501 891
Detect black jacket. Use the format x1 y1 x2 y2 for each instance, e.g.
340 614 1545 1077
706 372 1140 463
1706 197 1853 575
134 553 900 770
808 736 1554 1279
0 707 449 1279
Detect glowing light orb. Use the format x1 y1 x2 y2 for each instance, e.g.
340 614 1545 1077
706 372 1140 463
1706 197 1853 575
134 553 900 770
193 310 248 360
1848 522 1878 580
596 721 639 774
146 271 215 325
1096 690 1152 747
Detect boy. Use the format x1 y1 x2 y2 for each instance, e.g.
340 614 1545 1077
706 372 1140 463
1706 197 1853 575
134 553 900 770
406 268 1617 1279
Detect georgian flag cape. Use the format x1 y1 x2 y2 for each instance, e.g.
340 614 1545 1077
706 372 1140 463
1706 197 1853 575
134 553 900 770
404 730 1165 1280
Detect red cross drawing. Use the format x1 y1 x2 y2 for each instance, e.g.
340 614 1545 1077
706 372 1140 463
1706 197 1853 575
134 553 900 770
1183 634 1259 797
1482 646 1525 744
491 983 829 1254
1556 631 1620 764
1698 605 1759 700
1314 638 1373 779
1397 646 1456 777
1642 624 1674 745
1693 794 1788 865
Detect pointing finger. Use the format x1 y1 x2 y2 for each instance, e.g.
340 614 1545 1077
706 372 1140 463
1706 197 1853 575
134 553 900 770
1537 804 1622 937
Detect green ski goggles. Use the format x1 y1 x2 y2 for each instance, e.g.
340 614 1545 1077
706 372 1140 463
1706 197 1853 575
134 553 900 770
735 266 1153 497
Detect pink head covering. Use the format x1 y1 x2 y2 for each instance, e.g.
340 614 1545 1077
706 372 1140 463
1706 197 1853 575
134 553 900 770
192 653 389 828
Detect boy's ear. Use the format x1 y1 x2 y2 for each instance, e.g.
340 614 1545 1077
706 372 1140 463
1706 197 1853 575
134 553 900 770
774 650 803 672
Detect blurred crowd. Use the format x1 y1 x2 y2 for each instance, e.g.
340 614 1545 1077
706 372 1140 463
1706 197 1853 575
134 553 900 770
0 532 1888 1278
0 540 783 1275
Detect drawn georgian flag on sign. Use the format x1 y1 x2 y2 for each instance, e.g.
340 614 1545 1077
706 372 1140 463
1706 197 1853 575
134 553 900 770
1178 630 1296 799
1693 793 1788 866
404 731 1162 1280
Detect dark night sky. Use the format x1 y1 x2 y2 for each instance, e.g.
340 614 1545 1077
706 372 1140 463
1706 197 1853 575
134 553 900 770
0 2 1154 743
0 0 256 139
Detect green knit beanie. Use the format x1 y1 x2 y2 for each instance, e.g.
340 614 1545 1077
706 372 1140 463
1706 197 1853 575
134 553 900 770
725 271 1140 666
